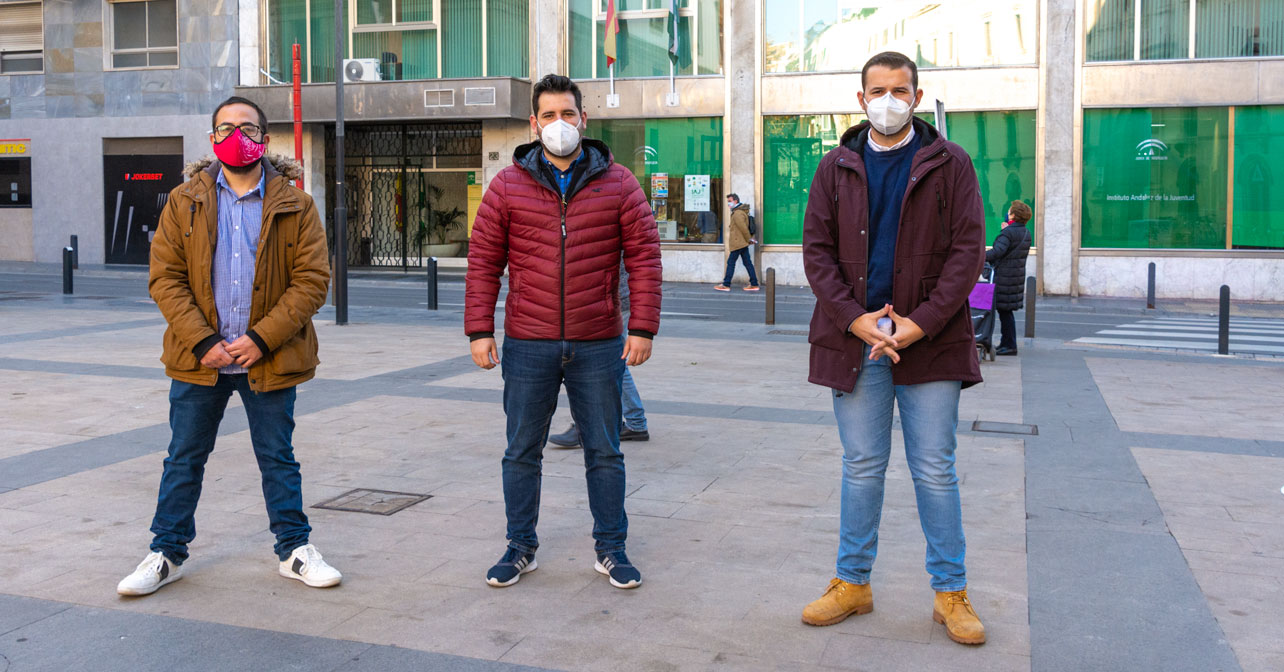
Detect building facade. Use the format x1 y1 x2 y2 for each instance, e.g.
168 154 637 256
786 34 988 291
1 0 1282 300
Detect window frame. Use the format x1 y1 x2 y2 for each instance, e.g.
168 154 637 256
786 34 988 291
105 0 180 71
0 155 34 209
0 0 45 75
1085 0 1284 63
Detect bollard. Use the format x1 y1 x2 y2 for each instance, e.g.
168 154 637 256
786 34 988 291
426 256 438 310
1146 262 1156 310
1217 285 1230 355
1024 276 1036 338
62 247 74 294
765 267 776 325
70 235 79 269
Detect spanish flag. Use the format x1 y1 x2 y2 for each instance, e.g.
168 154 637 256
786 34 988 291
605 0 620 68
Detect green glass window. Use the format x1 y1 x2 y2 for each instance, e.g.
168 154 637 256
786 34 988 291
1082 107 1229 249
568 0 720 79
1086 0 1135 61
1142 0 1189 59
1196 0 1284 57
267 0 525 82
764 1 1035 73
762 111 1035 246
594 118 724 243
488 0 531 78
1231 106 1284 249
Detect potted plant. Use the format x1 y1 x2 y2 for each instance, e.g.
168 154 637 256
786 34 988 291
412 183 467 257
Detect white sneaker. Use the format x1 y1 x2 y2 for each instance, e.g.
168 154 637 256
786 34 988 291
117 551 183 596
278 544 342 588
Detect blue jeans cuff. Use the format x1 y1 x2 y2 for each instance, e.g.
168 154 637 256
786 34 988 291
507 541 538 555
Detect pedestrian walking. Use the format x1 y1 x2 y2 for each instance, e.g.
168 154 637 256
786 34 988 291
799 52 988 645
986 201 1033 356
465 74 662 590
118 97 340 597
714 193 759 292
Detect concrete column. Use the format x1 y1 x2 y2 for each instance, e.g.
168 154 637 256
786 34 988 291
238 0 261 86
482 119 533 190
532 0 564 80
1036 0 1078 296
726 0 756 255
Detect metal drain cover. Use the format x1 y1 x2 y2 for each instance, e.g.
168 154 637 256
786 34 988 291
768 329 808 336
313 489 431 515
971 421 1039 436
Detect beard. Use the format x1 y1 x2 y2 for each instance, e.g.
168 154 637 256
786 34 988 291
220 159 261 175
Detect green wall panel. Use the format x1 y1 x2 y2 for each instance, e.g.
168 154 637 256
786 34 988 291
1232 106 1284 249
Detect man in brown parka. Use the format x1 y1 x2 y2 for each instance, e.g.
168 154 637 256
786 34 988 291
713 193 760 292
117 97 341 597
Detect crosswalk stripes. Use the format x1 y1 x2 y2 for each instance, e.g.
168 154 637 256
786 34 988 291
1073 316 1284 356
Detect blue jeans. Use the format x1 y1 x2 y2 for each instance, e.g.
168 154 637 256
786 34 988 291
831 346 966 591
722 247 759 286
620 353 647 432
149 375 311 564
501 337 628 555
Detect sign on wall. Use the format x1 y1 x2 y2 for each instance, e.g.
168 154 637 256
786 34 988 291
103 154 183 265
0 139 30 155
684 174 710 212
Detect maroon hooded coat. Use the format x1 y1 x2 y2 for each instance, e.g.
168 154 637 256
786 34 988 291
804 118 985 392
466 139 662 341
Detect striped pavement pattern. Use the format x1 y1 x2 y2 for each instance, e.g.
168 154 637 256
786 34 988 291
1073 316 1284 356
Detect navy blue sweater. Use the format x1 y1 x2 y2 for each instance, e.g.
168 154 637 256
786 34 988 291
863 134 921 310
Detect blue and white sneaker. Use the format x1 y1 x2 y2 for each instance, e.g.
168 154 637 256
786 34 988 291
594 551 641 589
486 547 537 587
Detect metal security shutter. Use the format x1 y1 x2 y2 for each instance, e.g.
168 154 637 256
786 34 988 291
0 2 42 53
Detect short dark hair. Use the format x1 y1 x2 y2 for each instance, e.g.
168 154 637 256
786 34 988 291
861 51 918 92
727 193 739 202
532 74 583 116
1008 200 1032 224
212 96 269 132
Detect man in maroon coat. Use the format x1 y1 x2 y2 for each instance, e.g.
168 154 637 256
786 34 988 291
465 74 661 590
799 52 988 645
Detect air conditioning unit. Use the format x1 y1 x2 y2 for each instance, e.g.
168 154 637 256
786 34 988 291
342 58 381 83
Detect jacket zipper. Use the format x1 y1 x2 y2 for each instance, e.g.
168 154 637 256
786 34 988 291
560 194 567 340
187 204 196 237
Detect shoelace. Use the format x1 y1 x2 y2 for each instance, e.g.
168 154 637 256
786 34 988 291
299 545 323 570
944 591 974 613
137 553 166 576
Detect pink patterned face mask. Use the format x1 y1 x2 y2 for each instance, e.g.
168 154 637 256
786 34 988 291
212 127 266 167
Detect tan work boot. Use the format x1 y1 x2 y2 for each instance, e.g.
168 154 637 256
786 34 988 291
801 578 873 626
933 588 987 644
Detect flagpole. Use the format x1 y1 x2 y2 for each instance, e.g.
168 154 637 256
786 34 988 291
610 62 615 97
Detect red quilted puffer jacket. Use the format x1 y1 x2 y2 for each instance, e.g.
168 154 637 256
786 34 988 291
465 139 662 341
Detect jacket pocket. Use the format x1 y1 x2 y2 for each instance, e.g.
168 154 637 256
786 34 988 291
838 259 866 303
268 327 318 376
920 274 939 301
160 326 201 372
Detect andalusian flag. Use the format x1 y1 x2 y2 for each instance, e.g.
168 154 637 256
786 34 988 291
605 0 620 67
665 0 679 65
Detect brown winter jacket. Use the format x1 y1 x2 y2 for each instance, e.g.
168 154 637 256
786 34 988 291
728 203 752 251
149 155 331 393
803 118 985 392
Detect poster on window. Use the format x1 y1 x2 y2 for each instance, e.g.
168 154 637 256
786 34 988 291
684 175 710 212
650 173 668 198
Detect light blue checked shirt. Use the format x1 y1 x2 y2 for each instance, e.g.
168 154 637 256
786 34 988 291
212 168 265 374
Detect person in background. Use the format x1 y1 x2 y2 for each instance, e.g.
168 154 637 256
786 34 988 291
985 200 1033 356
714 193 759 292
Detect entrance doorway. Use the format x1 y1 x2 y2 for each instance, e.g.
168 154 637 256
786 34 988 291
325 123 481 268
102 137 183 265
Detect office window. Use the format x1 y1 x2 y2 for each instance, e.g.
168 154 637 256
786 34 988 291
1088 0 1284 61
0 1 44 74
1196 0 1284 57
0 157 33 208
266 0 527 83
764 1 1035 74
568 0 722 79
108 0 178 69
1231 106 1284 249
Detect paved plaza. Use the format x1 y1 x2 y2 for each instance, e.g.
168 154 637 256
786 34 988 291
1 274 1282 671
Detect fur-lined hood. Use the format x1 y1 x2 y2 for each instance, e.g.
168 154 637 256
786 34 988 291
183 153 304 181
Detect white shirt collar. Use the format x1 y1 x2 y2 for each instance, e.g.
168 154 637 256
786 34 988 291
867 125 916 153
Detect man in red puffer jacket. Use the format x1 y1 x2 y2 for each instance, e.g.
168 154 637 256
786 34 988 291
465 74 661 591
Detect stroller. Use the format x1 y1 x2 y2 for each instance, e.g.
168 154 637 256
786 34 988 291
970 264 997 362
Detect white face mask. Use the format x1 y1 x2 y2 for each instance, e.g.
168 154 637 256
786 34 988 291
864 92 914 136
538 118 582 158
